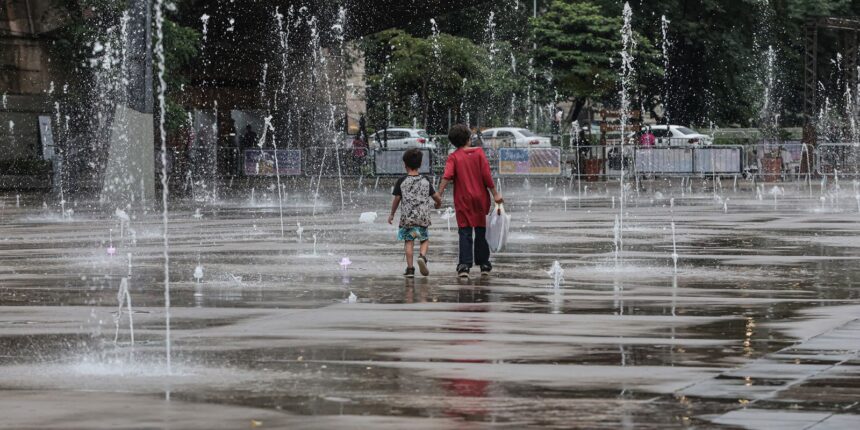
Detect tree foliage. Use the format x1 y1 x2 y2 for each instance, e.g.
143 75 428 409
364 29 532 133
49 0 199 132
367 0 860 131
532 1 618 99
159 14 201 132
531 0 662 121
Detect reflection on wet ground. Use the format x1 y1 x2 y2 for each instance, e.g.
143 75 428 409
1 181 859 428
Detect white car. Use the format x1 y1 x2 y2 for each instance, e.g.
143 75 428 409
479 127 552 148
647 125 713 146
370 128 437 150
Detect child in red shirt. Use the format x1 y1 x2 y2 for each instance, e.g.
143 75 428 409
438 124 504 277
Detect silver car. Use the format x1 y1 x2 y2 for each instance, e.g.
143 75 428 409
648 125 713 146
479 127 552 148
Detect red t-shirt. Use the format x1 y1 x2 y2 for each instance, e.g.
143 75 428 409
443 147 495 228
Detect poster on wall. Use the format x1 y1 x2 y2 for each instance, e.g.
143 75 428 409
244 149 302 176
499 148 561 176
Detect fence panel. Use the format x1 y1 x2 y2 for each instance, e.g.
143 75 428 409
635 147 694 175
816 143 860 176
564 145 629 179
498 147 563 176
374 149 432 175
226 143 821 180
694 146 743 174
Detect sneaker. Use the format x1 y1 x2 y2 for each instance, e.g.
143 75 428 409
457 264 471 278
480 264 492 277
417 255 429 276
404 267 415 278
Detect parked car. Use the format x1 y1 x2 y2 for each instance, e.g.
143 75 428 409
370 128 437 150
647 125 713 146
479 127 552 148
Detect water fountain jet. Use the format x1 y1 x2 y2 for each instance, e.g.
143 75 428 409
548 261 564 289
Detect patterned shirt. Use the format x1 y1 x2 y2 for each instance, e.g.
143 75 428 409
393 175 436 228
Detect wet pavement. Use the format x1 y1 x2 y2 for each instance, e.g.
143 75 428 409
1 179 859 429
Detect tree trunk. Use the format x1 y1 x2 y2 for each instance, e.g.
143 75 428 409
566 99 586 123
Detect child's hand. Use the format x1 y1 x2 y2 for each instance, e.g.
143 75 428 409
434 201 442 209
388 214 395 224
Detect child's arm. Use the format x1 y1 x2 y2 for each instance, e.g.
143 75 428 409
431 192 442 209
439 155 455 196
388 196 401 224
492 188 504 205
438 178 450 196
479 150 504 205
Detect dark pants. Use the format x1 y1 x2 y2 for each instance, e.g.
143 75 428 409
458 227 490 268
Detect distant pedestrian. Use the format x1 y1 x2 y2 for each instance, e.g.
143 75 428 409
240 125 258 149
359 114 368 142
352 135 369 174
640 127 656 146
352 135 369 158
780 145 793 174
552 107 563 135
376 124 389 149
388 148 443 278
438 124 504 278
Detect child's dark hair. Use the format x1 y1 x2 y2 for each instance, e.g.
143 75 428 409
403 148 423 170
448 124 472 148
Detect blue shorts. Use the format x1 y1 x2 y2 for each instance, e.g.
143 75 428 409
398 226 429 242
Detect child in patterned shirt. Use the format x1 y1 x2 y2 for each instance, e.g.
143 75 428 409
388 148 442 277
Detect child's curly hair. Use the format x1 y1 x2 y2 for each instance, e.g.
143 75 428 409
448 124 472 148
402 148 423 169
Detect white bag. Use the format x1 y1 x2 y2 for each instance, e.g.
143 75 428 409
486 203 511 253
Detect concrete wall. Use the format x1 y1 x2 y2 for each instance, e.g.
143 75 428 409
0 37 53 161
0 0 67 163
0 94 49 160
1 0 68 35
102 105 155 204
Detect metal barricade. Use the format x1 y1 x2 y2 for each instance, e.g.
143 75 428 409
563 144 743 179
633 145 742 176
635 146 694 175
563 145 630 180
693 146 743 175
373 148 433 176
816 143 860 176
497 147 564 177
751 141 807 180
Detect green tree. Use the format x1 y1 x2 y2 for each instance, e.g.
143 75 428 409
621 0 860 127
364 29 532 133
50 1 199 133
630 0 762 126
532 0 662 123
159 14 201 132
